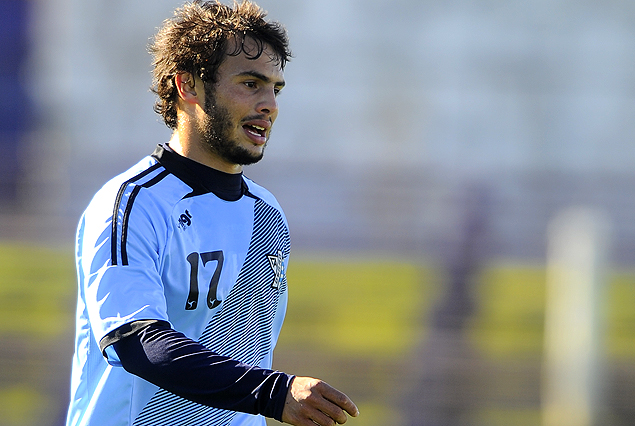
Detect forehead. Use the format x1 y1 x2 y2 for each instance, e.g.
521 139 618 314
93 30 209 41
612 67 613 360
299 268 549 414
217 37 284 81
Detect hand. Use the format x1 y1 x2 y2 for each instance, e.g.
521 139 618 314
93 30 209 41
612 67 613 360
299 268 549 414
281 376 359 426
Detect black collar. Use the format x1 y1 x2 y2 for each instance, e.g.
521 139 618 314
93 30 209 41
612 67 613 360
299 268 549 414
151 143 248 201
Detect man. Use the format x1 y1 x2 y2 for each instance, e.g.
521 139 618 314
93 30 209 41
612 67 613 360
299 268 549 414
65 1 359 426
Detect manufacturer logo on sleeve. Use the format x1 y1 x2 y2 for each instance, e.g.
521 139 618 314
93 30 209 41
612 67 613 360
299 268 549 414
177 209 193 230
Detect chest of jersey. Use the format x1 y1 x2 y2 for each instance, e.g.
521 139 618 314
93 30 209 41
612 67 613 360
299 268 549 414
158 193 288 352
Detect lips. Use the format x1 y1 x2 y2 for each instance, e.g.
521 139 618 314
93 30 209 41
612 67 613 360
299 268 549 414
242 119 270 144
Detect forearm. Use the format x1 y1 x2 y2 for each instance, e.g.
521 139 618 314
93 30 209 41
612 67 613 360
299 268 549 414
104 320 293 420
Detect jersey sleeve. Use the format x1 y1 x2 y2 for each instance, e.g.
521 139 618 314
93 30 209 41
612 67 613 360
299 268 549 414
78 176 171 360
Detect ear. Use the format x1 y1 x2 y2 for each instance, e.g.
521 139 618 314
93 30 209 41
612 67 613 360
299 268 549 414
175 72 201 105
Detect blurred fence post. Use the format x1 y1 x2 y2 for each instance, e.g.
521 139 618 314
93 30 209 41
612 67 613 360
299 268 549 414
542 207 610 426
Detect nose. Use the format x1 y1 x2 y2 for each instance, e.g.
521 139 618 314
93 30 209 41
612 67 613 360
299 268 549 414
256 88 279 118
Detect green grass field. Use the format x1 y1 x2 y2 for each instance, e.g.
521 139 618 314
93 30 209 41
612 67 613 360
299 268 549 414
1 242 634 426
468 263 635 359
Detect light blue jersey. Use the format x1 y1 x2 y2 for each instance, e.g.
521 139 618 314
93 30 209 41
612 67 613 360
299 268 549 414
66 145 290 426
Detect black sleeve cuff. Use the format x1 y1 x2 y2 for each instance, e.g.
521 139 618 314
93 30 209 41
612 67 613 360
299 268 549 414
99 319 168 355
258 372 295 421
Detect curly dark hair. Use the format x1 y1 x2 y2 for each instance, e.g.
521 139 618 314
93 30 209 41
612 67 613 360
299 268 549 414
149 0 291 129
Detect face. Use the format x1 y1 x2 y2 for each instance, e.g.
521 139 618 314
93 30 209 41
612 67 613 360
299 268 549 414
196 39 285 168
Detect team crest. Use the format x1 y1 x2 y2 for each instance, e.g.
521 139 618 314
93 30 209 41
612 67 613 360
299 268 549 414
266 250 284 289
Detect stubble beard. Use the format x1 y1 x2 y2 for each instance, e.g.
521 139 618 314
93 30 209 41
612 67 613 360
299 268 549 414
199 91 266 166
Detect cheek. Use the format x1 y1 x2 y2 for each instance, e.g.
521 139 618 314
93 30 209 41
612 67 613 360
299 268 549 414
215 93 250 118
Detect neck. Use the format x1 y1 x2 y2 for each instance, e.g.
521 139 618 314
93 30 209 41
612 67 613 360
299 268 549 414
168 131 243 175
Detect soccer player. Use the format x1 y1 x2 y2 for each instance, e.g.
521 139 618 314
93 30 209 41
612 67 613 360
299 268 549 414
64 2 359 426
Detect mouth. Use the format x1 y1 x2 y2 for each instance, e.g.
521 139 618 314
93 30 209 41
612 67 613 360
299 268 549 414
242 120 270 144
243 124 267 139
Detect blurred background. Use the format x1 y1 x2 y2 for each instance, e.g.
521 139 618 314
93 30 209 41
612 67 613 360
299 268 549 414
1 0 635 425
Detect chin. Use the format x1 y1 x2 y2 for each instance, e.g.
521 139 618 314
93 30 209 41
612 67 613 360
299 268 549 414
229 148 265 166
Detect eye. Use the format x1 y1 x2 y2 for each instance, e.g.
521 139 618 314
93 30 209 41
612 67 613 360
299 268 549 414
244 81 257 89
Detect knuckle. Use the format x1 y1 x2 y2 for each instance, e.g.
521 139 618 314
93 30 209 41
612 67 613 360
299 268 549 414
330 392 347 407
312 378 325 388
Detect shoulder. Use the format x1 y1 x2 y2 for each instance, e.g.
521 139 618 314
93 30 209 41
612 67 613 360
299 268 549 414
80 155 194 246
86 155 191 214
89 156 160 200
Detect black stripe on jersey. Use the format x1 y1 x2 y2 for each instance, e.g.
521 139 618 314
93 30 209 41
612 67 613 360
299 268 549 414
110 164 166 266
120 170 170 265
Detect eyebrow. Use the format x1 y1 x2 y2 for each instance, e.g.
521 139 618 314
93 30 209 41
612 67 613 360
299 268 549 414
236 71 286 88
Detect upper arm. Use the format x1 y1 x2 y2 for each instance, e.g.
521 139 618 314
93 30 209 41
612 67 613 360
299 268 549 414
79 183 171 347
